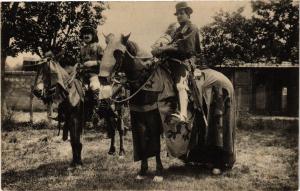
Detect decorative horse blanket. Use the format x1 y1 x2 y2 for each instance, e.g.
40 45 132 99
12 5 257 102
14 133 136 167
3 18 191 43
156 68 236 161
47 61 84 107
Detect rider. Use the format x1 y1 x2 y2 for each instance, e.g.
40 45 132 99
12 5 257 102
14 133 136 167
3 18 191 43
152 2 201 122
79 23 103 106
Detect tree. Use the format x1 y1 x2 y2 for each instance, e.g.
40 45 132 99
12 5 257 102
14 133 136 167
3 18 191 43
251 0 299 61
201 0 299 65
201 7 254 65
1 2 108 113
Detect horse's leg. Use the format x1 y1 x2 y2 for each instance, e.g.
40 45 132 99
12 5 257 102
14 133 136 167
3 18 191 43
107 116 116 155
140 158 148 175
155 153 163 175
118 129 125 156
108 131 116 155
117 108 125 156
152 153 164 182
69 113 83 166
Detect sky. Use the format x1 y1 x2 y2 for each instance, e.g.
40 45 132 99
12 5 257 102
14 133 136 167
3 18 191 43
6 1 253 69
99 1 253 51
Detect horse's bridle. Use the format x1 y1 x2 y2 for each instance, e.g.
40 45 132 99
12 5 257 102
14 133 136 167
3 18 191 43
110 48 156 103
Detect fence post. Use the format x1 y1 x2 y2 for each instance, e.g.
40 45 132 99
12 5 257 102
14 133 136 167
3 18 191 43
47 102 53 124
30 86 34 123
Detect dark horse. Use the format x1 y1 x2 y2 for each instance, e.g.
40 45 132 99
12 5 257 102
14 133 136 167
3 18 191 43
33 57 126 167
101 34 236 181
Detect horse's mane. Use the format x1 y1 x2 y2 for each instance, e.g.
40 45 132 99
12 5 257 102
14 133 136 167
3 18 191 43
126 40 152 58
126 40 139 56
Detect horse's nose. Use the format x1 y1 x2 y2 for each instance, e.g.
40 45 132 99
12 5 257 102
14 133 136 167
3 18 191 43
37 82 44 90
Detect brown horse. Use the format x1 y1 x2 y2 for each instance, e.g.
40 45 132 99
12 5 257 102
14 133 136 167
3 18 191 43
101 34 236 180
33 57 126 167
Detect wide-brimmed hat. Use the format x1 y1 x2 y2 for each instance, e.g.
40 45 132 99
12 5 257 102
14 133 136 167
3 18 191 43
80 25 99 42
174 2 193 15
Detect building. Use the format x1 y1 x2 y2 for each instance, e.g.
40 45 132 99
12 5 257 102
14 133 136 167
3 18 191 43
214 63 299 117
22 57 40 71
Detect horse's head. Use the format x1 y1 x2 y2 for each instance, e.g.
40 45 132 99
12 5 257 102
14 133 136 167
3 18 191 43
100 33 131 77
101 33 153 84
33 56 70 103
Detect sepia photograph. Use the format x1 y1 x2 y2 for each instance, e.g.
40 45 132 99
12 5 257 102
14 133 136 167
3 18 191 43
1 1 299 190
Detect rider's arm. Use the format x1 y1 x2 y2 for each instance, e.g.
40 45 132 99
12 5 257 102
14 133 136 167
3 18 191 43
83 44 103 67
151 43 178 57
159 24 201 57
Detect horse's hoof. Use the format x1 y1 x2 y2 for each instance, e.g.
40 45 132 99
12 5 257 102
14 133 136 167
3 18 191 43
153 176 164 182
108 147 116 155
77 160 83 166
135 175 146 180
108 150 116 155
70 161 77 168
212 168 222 175
119 149 126 156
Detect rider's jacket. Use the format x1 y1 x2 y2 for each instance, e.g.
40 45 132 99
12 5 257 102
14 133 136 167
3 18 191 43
80 42 103 77
168 20 201 62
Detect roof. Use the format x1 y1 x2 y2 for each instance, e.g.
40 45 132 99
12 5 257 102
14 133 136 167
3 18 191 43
215 62 299 68
23 57 40 62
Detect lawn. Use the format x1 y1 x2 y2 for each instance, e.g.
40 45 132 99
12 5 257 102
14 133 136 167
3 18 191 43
1 114 298 191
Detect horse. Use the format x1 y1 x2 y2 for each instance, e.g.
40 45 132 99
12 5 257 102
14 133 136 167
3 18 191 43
101 33 236 180
33 56 126 167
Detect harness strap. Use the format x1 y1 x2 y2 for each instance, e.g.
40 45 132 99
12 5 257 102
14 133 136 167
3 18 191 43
110 70 155 103
126 50 153 60
109 49 155 103
32 67 42 92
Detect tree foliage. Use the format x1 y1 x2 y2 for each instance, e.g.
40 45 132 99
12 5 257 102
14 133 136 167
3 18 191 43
1 2 108 60
201 0 299 66
1 2 108 114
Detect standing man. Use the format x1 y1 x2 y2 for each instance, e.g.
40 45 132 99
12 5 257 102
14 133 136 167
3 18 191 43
152 2 201 122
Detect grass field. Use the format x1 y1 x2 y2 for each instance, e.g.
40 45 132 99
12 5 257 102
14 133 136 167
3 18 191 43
1 115 298 191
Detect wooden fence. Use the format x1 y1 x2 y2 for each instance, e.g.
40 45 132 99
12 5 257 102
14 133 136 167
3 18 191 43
3 71 54 122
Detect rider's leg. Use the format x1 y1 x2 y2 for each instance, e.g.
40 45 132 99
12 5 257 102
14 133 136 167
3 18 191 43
176 74 189 121
89 75 101 104
171 63 189 122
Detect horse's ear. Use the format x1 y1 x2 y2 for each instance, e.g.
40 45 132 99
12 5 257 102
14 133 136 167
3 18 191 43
102 32 108 39
103 32 109 44
121 33 131 44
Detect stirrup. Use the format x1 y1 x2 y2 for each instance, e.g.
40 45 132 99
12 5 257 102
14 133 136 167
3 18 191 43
171 113 187 123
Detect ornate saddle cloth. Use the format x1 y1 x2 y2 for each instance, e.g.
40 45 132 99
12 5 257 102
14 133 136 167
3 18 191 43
49 61 84 107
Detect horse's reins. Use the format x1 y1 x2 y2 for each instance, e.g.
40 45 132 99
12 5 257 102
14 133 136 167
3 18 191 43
32 58 81 102
31 58 50 95
110 50 156 103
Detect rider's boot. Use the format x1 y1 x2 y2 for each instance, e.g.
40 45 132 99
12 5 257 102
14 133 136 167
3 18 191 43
171 83 188 123
92 89 101 111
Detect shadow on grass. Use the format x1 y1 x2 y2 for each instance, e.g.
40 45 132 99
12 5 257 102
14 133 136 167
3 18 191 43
166 163 211 177
2 154 215 191
2 120 53 132
2 161 70 185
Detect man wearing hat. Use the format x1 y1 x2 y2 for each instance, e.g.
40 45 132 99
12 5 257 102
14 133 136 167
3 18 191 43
79 24 104 106
152 2 201 122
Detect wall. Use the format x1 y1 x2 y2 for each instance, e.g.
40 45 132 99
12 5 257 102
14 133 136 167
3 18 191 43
215 66 299 117
3 71 46 111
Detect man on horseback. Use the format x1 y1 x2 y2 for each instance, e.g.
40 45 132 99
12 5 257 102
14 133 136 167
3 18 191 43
152 2 201 123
